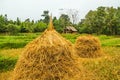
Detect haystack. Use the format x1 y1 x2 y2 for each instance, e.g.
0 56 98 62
74 35 102 58
13 16 80 80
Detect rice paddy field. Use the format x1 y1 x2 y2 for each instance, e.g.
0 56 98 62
0 33 120 80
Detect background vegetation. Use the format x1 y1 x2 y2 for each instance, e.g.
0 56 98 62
0 6 120 35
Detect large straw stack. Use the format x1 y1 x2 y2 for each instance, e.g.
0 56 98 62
74 35 102 58
13 16 80 80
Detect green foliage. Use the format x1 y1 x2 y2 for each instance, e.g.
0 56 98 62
16 17 21 25
23 19 34 32
59 14 71 29
41 10 49 24
54 14 71 33
33 21 47 32
0 15 7 33
0 25 7 33
0 7 120 35
78 6 120 35
54 20 63 33
6 24 19 35
20 23 29 33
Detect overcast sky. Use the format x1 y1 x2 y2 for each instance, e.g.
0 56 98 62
0 0 120 21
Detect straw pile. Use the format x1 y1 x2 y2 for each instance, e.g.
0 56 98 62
74 35 102 58
13 16 80 80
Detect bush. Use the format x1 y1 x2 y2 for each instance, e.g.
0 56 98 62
6 24 19 35
33 21 47 32
0 25 7 33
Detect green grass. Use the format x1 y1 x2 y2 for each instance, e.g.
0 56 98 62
98 35 120 47
0 55 17 72
0 33 120 49
0 33 40 49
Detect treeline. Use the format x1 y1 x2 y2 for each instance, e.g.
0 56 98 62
78 6 120 35
0 11 49 34
0 6 120 35
0 10 72 34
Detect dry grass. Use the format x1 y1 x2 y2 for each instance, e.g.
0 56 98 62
12 17 82 80
0 47 119 80
74 35 102 58
80 47 120 80
0 48 22 58
0 71 13 80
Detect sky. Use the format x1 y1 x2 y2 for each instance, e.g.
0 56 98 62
0 0 120 21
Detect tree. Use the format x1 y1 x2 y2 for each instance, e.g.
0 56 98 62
116 7 120 34
19 18 34 33
16 17 21 25
41 10 49 24
33 21 47 32
59 14 71 31
67 9 79 24
4 14 8 25
0 25 6 33
104 7 119 35
95 7 106 34
0 15 7 33
22 18 34 32
82 10 96 34
20 22 28 33
53 19 63 33
59 9 79 24
6 24 19 35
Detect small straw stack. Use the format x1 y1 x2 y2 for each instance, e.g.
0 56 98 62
74 35 102 58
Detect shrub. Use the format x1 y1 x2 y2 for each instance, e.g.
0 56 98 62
33 21 47 32
6 24 19 35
